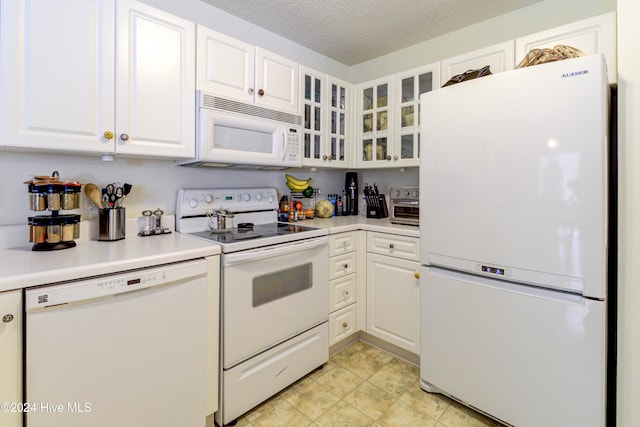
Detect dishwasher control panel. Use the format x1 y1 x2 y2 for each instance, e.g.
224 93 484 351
25 259 207 310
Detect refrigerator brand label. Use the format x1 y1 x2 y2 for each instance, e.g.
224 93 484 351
561 70 588 79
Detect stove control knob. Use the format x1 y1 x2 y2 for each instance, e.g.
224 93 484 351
204 194 213 204
394 189 401 197
243 193 250 201
189 199 198 209
413 189 419 198
267 196 274 204
255 193 263 201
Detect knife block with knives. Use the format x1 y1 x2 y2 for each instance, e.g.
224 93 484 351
364 183 388 219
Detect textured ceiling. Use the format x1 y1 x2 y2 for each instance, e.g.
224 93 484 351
201 0 542 65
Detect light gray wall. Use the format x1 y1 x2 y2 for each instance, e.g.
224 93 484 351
616 0 640 424
350 0 616 83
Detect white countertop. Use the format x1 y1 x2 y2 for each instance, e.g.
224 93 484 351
0 215 415 293
304 215 420 238
0 231 220 292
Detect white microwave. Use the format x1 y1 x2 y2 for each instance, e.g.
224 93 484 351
178 91 302 169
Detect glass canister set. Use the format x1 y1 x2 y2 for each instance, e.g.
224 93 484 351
26 171 81 251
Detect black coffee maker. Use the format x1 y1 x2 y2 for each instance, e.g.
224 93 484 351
344 172 358 215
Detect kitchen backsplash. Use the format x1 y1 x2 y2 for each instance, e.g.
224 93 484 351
0 151 417 227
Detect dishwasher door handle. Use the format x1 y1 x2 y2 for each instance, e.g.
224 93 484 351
223 236 329 266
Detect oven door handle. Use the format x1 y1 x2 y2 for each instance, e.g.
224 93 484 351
223 236 329 266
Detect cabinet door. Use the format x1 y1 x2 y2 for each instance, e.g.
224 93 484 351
357 77 394 167
196 26 255 103
367 254 420 354
440 40 515 87
515 12 616 84
115 0 195 158
0 0 115 154
0 290 22 427
300 67 325 166
255 48 299 114
326 76 351 167
393 63 439 167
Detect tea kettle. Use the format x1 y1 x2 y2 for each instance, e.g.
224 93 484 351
208 206 234 233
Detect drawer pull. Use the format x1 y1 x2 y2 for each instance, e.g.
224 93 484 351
343 263 349 269
389 243 394 249
414 271 420 279
2 314 14 323
342 322 348 328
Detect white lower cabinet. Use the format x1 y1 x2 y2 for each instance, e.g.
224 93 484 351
328 231 360 347
366 232 420 354
0 289 22 427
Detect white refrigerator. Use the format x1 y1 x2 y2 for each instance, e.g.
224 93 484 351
419 54 610 427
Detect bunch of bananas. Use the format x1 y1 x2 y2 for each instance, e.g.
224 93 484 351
285 174 312 192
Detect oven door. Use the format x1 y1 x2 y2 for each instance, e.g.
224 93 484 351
222 236 329 368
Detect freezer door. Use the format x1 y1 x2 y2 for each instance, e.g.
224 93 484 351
419 54 609 298
420 266 606 427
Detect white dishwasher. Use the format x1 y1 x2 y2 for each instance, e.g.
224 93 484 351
25 259 208 427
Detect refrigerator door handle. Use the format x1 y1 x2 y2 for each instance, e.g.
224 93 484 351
426 266 586 305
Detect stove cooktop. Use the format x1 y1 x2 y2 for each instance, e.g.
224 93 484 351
188 222 327 252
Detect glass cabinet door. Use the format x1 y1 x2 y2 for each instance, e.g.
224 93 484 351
302 69 324 164
327 77 350 166
394 64 439 166
359 78 392 165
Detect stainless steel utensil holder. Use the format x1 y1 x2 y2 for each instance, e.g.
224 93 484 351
99 207 126 241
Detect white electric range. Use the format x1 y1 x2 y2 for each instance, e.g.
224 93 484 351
176 187 329 426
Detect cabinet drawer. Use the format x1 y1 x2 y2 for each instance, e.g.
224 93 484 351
367 232 419 261
329 274 356 312
329 304 357 346
329 252 357 280
329 231 357 256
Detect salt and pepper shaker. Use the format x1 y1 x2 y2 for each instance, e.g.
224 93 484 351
138 208 171 236
153 208 164 231
141 210 153 235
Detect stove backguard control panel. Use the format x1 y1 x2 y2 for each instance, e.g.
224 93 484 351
177 188 279 218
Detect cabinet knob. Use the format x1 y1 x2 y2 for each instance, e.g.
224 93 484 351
344 290 349 296
120 133 129 142
414 271 420 279
258 89 265 97
2 314 14 323
248 88 254 95
386 155 392 161
394 155 399 161
343 263 349 269
389 243 394 249
342 322 348 328
323 154 328 160
103 131 114 140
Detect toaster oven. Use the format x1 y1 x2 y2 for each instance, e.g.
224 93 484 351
389 186 419 226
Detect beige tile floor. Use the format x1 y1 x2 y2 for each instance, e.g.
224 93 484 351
232 340 505 427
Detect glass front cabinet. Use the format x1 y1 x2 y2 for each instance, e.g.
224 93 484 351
356 77 393 167
357 63 439 168
300 66 351 168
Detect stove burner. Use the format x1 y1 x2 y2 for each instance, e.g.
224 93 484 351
237 222 254 231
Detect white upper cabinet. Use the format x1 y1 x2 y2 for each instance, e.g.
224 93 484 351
197 26 299 114
356 64 438 168
1 0 114 154
115 0 196 158
356 76 394 167
515 12 617 83
440 40 515 87
300 67 351 168
392 63 439 167
0 0 195 158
